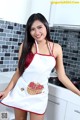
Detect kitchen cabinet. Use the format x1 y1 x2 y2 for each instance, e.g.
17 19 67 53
0 0 51 24
49 3 80 27
30 0 51 22
46 83 80 120
0 0 31 24
46 94 67 120
65 102 80 120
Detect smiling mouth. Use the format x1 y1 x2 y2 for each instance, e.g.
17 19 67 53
35 34 42 39
36 37 41 39
35 36 41 39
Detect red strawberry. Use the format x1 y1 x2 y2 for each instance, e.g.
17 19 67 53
29 82 36 89
36 84 44 90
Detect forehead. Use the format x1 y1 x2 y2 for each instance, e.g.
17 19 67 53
31 20 44 28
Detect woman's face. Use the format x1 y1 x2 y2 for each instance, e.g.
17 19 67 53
30 20 47 42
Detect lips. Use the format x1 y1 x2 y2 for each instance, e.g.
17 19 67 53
35 33 42 39
35 36 41 39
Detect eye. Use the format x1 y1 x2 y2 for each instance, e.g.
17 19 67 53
38 26 42 29
30 28 35 31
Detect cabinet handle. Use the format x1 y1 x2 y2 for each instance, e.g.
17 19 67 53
74 110 80 114
49 100 60 105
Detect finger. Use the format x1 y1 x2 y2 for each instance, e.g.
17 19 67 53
0 93 3 98
0 95 5 100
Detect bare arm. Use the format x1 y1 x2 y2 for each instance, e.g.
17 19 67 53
4 43 23 93
54 43 80 96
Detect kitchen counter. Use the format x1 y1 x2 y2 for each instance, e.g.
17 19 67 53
48 83 80 106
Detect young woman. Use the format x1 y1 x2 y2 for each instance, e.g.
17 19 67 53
0 13 80 120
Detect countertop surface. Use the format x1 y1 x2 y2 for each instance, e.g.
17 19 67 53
48 83 80 106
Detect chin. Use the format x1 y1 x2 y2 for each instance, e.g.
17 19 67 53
36 38 46 42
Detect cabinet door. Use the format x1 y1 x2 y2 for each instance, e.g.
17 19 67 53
30 0 50 22
65 102 80 120
46 95 67 120
50 3 80 26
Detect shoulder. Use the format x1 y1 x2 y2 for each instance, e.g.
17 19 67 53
54 43 62 50
18 43 23 59
49 41 61 49
49 42 62 58
19 43 23 49
48 41 63 57
19 43 24 53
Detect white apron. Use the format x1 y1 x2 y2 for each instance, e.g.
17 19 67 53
1 41 56 114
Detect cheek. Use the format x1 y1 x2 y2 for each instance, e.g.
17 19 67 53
42 27 47 33
43 30 47 36
30 31 34 37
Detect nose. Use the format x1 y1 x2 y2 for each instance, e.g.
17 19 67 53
35 29 40 35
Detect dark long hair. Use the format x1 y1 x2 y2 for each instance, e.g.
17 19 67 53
18 13 51 76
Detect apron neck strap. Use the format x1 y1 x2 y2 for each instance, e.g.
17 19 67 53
35 40 39 53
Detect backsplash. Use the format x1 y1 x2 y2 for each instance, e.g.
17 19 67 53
0 20 80 80
50 26 80 80
0 20 25 71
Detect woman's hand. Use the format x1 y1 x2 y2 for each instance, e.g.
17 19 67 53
0 90 9 101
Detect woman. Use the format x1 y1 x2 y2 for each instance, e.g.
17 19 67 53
0 13 80 120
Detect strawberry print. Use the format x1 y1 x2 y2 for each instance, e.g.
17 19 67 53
27 82 44 95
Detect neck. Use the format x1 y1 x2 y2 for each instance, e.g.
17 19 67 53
36 40 47 46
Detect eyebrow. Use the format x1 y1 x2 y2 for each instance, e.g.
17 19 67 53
31 24 43 29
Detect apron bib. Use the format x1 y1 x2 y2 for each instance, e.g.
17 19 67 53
1 41 56 114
